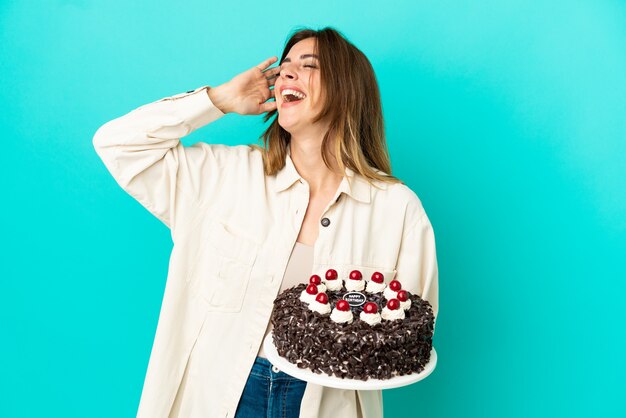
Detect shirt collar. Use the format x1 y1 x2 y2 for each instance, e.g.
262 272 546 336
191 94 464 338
273 146 372 204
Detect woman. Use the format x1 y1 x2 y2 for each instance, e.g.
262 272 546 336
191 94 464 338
93 26 438 418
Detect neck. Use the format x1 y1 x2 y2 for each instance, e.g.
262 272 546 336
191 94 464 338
289 136 343 197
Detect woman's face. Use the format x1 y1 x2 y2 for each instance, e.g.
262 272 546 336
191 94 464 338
275 37 327 135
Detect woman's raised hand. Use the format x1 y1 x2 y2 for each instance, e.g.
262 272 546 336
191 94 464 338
207 56 281 115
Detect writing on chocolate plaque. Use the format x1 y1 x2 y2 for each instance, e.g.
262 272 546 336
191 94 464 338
343 291 366 307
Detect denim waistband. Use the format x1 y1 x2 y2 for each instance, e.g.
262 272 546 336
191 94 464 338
251 356 305 382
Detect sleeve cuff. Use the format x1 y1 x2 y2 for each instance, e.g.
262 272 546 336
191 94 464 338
163 85 227 132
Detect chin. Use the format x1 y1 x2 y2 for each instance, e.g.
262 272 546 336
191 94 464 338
277 116 302 134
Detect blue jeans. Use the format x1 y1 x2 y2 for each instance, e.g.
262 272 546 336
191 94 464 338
234 356 307 418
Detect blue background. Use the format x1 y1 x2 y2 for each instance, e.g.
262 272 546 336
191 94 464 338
2 1 625 417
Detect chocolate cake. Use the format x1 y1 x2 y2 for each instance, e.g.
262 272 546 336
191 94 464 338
270 268 435 381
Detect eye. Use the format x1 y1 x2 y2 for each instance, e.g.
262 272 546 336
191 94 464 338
278 62 318 70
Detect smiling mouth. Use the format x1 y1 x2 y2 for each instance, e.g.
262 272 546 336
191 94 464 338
284 94 304 103
281 89 307 103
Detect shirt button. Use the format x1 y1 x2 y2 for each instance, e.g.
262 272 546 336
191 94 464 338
321 217 331 227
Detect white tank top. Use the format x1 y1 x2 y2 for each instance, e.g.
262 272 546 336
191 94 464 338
257 241 314 358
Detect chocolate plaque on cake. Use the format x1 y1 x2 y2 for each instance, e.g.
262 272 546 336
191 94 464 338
343 291 366 307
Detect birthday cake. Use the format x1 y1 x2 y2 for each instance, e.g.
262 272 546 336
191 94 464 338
270 268 435 381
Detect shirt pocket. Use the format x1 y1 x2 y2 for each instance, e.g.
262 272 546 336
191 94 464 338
188 219 259 313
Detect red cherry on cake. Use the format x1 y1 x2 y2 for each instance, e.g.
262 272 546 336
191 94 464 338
349 270 362 280
386 298 400 310
336 299 350 311
389 280 402 292
397 290 409 302
325 269 338 281
306 284 319 295
309 275 322 286
363 302 378 314
315 293 329 304
371 272 384 283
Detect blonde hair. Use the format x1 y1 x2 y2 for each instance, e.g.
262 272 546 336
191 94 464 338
249 26 404 187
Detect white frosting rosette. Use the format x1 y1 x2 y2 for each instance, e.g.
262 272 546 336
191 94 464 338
344 278 365 292
307 281 326 293
381 306 405 321
309 299 331 315
365 280 386 293
324 279 343 292
383 286 398 300
299 288 318 304
330 308 353 324
359 311 382 326
399 298 412 311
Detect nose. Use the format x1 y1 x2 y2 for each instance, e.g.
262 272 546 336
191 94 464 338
279 63 297 80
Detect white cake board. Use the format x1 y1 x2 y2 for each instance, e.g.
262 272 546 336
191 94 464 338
262 332 437 390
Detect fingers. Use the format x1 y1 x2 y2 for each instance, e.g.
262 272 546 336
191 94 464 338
263 66 281 86
260 56 280 89
259 91 277 113
267 73 278 87
259 100 277 113
256 56 278 71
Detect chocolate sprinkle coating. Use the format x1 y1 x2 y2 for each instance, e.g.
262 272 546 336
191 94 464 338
270 284 435 381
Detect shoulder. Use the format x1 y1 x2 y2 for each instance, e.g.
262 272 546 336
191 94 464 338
370 178 427 222
365 174 433 234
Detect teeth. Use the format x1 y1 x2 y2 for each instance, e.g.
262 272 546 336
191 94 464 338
282 88 306 101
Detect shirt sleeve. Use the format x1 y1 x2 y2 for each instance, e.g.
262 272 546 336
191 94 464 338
395 210 439 322
92 86 228 236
